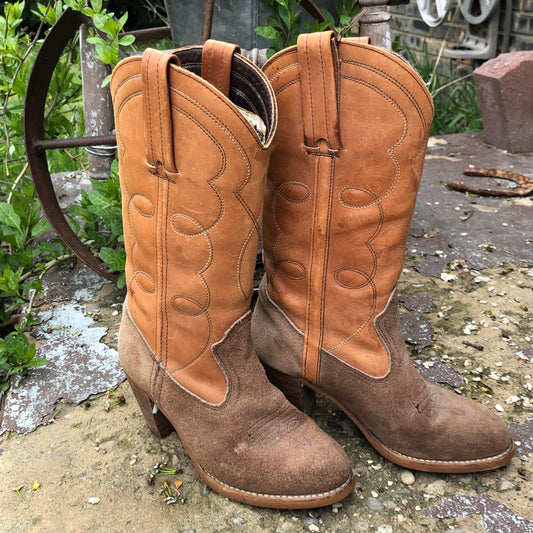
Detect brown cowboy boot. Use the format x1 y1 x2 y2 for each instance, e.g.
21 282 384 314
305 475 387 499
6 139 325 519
110 41 354 508
251 31 514 473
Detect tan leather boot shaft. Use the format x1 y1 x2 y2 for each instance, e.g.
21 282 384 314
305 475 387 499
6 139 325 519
262 32 433 381
112 44 274 403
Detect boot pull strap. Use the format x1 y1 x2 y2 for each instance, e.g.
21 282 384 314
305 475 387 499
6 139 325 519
297 31 342 153
201 40 241 97
141 48 181 180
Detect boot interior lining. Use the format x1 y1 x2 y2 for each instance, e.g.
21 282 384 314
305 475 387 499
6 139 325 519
174 47 274 141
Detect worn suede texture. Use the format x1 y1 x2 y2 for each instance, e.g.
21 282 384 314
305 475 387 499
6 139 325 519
119 304 353 500
253 279 513 468
111 44 354 507
253 33 514 472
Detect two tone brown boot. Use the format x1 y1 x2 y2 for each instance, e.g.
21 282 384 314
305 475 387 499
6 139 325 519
251 31 515 473
110 41 354 508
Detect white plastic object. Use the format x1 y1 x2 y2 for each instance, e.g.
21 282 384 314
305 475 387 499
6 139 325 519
459 0 499 24
416 0 454 27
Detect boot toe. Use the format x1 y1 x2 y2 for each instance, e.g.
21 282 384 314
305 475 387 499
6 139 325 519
429 385 514 466
384 383 515 472
191 407 354 508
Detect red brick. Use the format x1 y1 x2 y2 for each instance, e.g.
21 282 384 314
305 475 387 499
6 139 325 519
474 51 533 153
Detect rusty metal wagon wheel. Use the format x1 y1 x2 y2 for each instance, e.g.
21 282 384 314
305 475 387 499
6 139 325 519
24 8 118 280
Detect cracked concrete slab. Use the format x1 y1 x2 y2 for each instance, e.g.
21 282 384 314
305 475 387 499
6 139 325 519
414 358 464 388
510 418 533 457
0 302 124 434
42 264 108 303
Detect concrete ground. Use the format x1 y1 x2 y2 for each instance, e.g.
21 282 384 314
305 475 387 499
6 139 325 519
0 132 532 533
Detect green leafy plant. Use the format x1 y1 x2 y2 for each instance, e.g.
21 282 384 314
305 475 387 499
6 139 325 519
402 42 482 135
1 2 72 374
67 160 125 287
256 0 361 58
0 316 46 392
34 0 135 87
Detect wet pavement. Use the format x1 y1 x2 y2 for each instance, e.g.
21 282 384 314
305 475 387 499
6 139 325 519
0 132 531 532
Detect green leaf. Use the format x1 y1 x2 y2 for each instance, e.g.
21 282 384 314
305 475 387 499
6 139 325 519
117 12 128 31
86 189 113 210
0 202 23 234
117 270 126 289
28 357 47 368
101 73 112 87
255 25 280 40
90 0 103 14
339 14 352 26
118 34 135 47
99 247 126 272
30 217 50 238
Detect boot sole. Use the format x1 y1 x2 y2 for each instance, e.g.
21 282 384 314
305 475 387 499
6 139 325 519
264 364 515 474
126 374 355 508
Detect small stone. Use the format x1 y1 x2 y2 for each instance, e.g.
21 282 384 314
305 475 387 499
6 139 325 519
425 480 447 497
366 497 384 512
98 440 116 451
495 404 505 412
88 497 100 505
400 470 415 485
441 272 457 282
308 525 320 533
377 526 393 533
231 517 246 526
499 480 515 491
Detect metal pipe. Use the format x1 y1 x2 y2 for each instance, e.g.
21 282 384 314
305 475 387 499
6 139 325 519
358 0 392 49
33 135 117 152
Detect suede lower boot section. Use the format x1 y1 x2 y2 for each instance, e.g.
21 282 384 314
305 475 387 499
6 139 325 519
253 279 513 472
120 304 353 506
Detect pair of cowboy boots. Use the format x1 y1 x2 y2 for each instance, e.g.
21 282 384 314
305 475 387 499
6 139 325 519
110 33 514 509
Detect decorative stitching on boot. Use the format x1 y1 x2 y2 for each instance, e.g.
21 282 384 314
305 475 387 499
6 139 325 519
339 41 433 113
341 58 431 135
246 402 311 449
169 92 262 299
